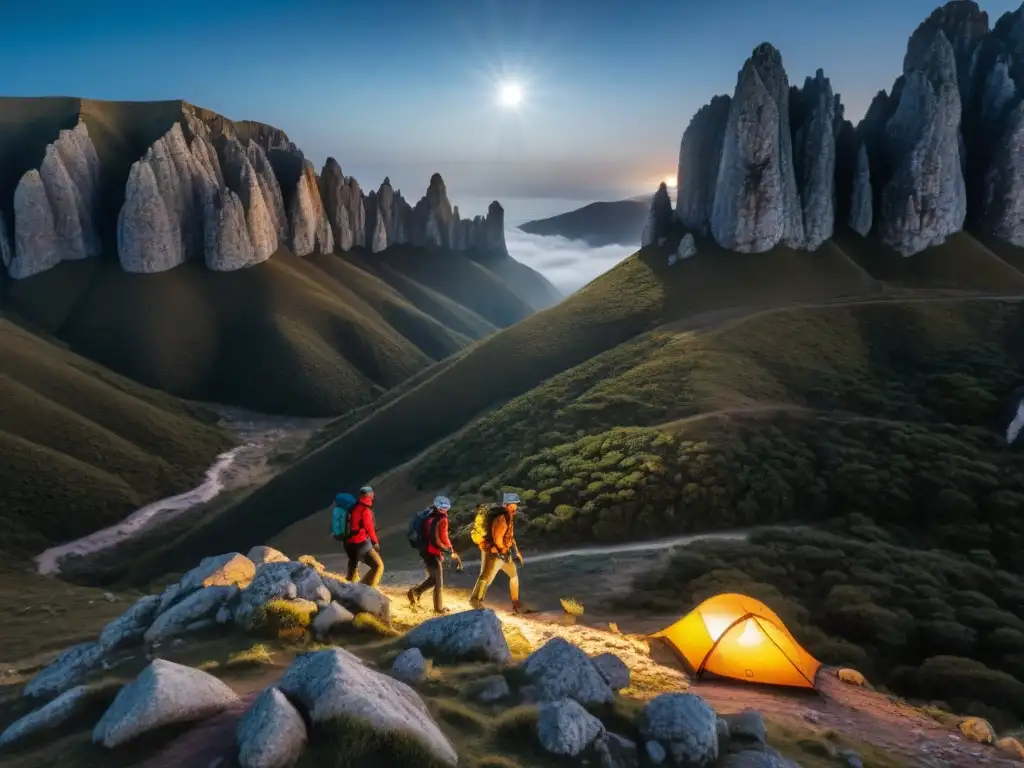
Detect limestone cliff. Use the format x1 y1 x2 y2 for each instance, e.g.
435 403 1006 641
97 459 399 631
791 70 837 250
288 161 334 257
675 95 730 235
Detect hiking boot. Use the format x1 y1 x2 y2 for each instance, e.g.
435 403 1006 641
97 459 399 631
469 597 484 610
407 588 419 607
434 607 451 615
511 600 522 615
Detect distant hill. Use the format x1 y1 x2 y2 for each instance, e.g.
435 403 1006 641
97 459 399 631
0 97 561 416
518 198 650 247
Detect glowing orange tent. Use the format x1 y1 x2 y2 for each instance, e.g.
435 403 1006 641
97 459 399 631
650 593 821 689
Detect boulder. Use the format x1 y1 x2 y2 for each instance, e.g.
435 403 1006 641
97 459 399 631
312 602 354 638
520 637 614 706
11 170 62 279
98 595 161 653
711 49 786 253
247 546 289 567
641 693 718 766
93 659 239 748
145 586 239 644
290 564 330 604
216 605 234 625
276 648 457 766
721 710 767 745
646 739 668 765
537 699 606 757
791 69 837 250
24 642 105 700
403 608 509 664
879 30 966 255
641 183 674 246
391 648 428 685
675 234 697 262
236 687 307 768
675 95 731 234
0 685 91 747
468 674 511 703
320 574 390 623
591 653 630 692
235 562 301 628
179 552 256 594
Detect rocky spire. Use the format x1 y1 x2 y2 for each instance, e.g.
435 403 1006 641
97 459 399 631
288 161 333 257
849 143 874 236
11 171 61 279
320 158 354 251
484 201 508 254
204 188 257 271
118 159 179 273
791 69 837 250
641 183 674 246
246 141 288 245
906 1 989 113
220 136 277 261
371 204 387 253
982 100 1024 244
711 50 786 253
412 173 455 248
675 95 731 235
878 29 966 255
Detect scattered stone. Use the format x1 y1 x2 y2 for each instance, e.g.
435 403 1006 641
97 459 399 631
837 668 866 686
24 642 105 700
641 693 718 766
997 736 1024 759
958 716 995 743
675 233 697 262
391 648 428 685
97 595 161 653
320 574 390 623
721 710 767 745
520 637 614 706
236 686 307 768
312 602 354 638
838 748 865 768
646 739 667 765
468 674 511 704
276 648 457 766
591 653 630 692
93 659 239 748
0 685 91 747
145 586 239 644
247 547 290 567
403 608 510 664
537 698 606 757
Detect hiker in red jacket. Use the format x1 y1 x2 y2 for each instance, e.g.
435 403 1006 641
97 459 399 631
408 496 462 614
345 486 384 587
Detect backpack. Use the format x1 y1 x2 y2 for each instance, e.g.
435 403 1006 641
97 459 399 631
407 508 434 550
470 504 506 548
331 493 357 540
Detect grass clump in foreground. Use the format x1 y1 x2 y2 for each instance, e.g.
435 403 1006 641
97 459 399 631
247 599 316 642
627 526 1024 730
298 714 452 768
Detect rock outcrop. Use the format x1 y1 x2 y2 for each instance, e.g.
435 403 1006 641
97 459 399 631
288 161 334 256
520 637 615 706
11 170 63 278
849 142 874 236
403 608 511 664
641 183 674 246
791 69 837 250
878 29 966 255
93 659 239 748
236 687 307 768
675 95 731 234
641 693 719 766
24 642 106 700
204 188 258 270
0 685 92 748
220 137 278 262
247 140 289 244
320 158 356 251
537 699 606 757
982 100 1024 243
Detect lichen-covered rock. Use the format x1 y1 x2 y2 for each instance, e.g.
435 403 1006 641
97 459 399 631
791 69 836 250
391 648 428 685
98 595 161 653
247 546 290 567
24 642 105 700
711 52 785 253
521 637 614 706
879 30 966 255
849 142 874 236
312 602 354 637
236 686 307 768
0 685 92 747
320 574 390 623
403 608 510 664
641 184 674 246
288 161 334 256
276 648 457 766
93 659 239 748
537 699 606 757
11 170 62 279
205 188 257 270
641 693 718 766
145 585 239 644
591 652 630 692
675 95 731 234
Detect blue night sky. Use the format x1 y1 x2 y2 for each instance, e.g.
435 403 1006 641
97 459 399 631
1 0 1020 204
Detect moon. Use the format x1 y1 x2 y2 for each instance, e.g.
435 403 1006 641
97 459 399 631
499 82 523 108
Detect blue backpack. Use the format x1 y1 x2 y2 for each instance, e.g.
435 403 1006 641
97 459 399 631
407 508 434 550
332 493 357 540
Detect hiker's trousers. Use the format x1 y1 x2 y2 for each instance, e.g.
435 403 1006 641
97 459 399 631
344 540 384 587
413 554 445 611
470 551 519 603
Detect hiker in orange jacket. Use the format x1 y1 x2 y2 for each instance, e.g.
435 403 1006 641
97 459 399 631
469 492 523 614
344 486 384 587
407 496 463 614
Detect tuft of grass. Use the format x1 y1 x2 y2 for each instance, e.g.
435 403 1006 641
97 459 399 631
559 597 584 616
352 612 400 638
502 625 533 660
297 713 453 768
765 719 909 768
224 642 275 670
492 704 540 747
247 599 316 641
431 698 490 735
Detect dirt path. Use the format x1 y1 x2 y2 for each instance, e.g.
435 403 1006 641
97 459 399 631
35 407 329 576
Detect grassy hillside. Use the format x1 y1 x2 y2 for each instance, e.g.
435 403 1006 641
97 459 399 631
0 317 232 559
121 238 885 574
464 249 564 311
